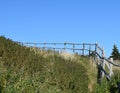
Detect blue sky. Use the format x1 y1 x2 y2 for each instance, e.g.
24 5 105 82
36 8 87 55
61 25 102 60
0 0 120 57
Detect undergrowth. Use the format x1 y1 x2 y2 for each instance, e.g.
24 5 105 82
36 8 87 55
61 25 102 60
0 36 95 93
94 69 120 93
0 36 119 93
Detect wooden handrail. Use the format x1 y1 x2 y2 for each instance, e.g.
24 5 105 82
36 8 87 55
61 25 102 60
20 42 120 67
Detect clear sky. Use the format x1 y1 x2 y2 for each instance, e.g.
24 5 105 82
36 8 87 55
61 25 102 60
0 0 120 57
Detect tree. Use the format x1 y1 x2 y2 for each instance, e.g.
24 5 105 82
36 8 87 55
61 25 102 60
111 44 120 60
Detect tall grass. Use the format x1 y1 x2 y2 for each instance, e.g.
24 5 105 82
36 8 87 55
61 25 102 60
3 36 120 93
0 36 98 93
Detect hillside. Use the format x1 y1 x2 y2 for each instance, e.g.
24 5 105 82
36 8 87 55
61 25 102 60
0 36 98 93
0 36 120 93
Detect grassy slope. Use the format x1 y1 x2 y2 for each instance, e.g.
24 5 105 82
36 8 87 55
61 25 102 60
0 36 97 93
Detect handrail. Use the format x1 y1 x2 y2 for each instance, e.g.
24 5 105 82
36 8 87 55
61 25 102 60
94 51 120 67
23 42 96 46
21 42 120 67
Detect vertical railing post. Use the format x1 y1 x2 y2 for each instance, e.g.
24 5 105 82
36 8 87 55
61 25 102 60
73 44 75 53
110 58 114 76
64 42 66 51
82 43 85 55
44 43 46 50
102 47 104 58
95 43 97 53
102 47 105 77
89 45 91 56
94 43 98 60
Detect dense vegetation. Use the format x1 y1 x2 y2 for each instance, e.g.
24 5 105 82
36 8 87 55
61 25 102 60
0 36 96 93
0 36 120 93
95 69 120 93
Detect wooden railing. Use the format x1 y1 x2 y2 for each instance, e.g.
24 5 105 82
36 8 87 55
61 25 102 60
18 42 120 83
22 42 104 57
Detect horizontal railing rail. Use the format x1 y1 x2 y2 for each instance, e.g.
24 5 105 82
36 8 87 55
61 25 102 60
22 42 102 56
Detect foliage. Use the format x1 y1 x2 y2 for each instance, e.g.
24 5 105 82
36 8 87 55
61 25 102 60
94 69 120 93
111 45 120 60
1 36 120 93
0 36 95 93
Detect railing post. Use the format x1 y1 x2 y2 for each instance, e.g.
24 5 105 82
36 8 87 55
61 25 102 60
44 43 46 49
110 58 114 76
82 43 85 55
94 43 98 60
95 43 97 53
102 47 104 58
64 42 66 51
73 44 75 53
102 47 105 77
89 45 91 56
